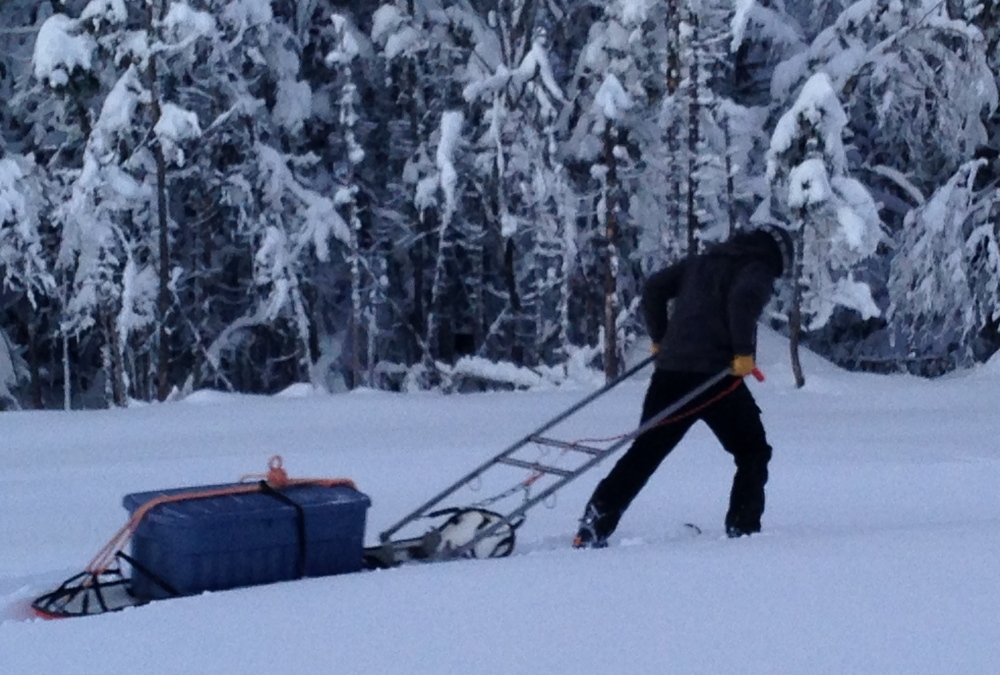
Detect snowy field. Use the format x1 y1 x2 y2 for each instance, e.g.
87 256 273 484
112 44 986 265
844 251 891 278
2 330 999 674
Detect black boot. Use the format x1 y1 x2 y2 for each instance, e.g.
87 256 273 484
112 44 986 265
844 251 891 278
725 524 759 538
573 502 618 549
724 505 761 538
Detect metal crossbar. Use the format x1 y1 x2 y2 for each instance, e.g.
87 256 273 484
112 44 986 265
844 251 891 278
496 457 574 477
529 435 607 456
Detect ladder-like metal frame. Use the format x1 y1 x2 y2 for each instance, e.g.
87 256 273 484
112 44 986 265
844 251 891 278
377 357 731 560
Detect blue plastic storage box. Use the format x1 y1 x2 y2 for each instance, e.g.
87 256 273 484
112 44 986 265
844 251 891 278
122 482 371 600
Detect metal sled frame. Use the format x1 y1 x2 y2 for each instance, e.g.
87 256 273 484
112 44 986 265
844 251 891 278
31 551 179 618
374 357 732 563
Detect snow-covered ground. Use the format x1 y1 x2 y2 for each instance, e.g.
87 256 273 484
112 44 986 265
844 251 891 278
2 330 999 674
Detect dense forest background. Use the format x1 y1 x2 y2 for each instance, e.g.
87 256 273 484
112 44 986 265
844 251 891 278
1 0 999 409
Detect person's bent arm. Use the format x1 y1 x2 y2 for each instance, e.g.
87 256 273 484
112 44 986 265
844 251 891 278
642 261 685 346
727 261 774 357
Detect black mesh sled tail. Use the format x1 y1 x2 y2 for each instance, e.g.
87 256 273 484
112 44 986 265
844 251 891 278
31 551 178 618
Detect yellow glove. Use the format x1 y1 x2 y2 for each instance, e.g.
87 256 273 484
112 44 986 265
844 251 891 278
650 343 660 355
731 355 756 377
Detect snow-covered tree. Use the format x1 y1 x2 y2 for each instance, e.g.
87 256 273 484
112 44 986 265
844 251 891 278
368 1 482 381
565 2 656 378
8 0 1000 407
0 1 50 136
149 1 350 396
685 0 764 248
0 152 54 407
29 3 136 406
766 71 881 385
0 153 53 306
888 158 1000 369
463 20 572 370
326 13 376 388
771 0 997 228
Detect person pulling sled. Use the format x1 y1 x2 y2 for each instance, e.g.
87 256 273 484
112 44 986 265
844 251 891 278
574 227 793 548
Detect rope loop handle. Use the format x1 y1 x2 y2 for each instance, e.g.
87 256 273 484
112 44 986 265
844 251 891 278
266 455 290 488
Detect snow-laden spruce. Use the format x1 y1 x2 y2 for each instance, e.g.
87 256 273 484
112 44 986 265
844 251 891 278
771 0 997 205
765 72 880 333
888 158 1000 367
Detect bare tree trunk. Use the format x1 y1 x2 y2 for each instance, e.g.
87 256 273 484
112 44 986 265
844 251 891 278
147 0 171 402
713 16 738 240
723 110 736 238
404 58 430 362
602 120 621 381
467 206 485 359
412 211 426 341
665 0 681 95
400 60 430 358
685 13 701 256
365 282 378 388
789 224 806 388
664 0 683 245
348 201 364 388
62 330 71 411
103 306 127 407
27 320 42 408
338 55 366 389
290 283 315 385
504 238 523 365
425 207 450 366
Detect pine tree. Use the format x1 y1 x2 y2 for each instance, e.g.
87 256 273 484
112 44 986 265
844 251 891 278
766 72 881 386
368 1 478 385
463 18 571 370
771 0 997 228
888 158 1000 370
33 4 139 407
0 151 55 407
565 2 663 379
326 13 371 388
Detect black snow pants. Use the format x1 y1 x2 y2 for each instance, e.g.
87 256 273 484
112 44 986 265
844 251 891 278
586 368 773 537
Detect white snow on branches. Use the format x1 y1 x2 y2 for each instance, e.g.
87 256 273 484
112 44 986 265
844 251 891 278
255 144 350 260
80 0 127 28
463 36 565 105
769 73 848 181
155 103 202 167
788 158 832 209
274 80 313 134
161 2 217 45
436 111 464 219
593 74 631 121
118 258 158 340
32 14 95 88
326 14 360 65
731 0 755 51
0 159 27 229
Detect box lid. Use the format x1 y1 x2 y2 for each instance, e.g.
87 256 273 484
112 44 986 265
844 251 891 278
123 482 371 528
